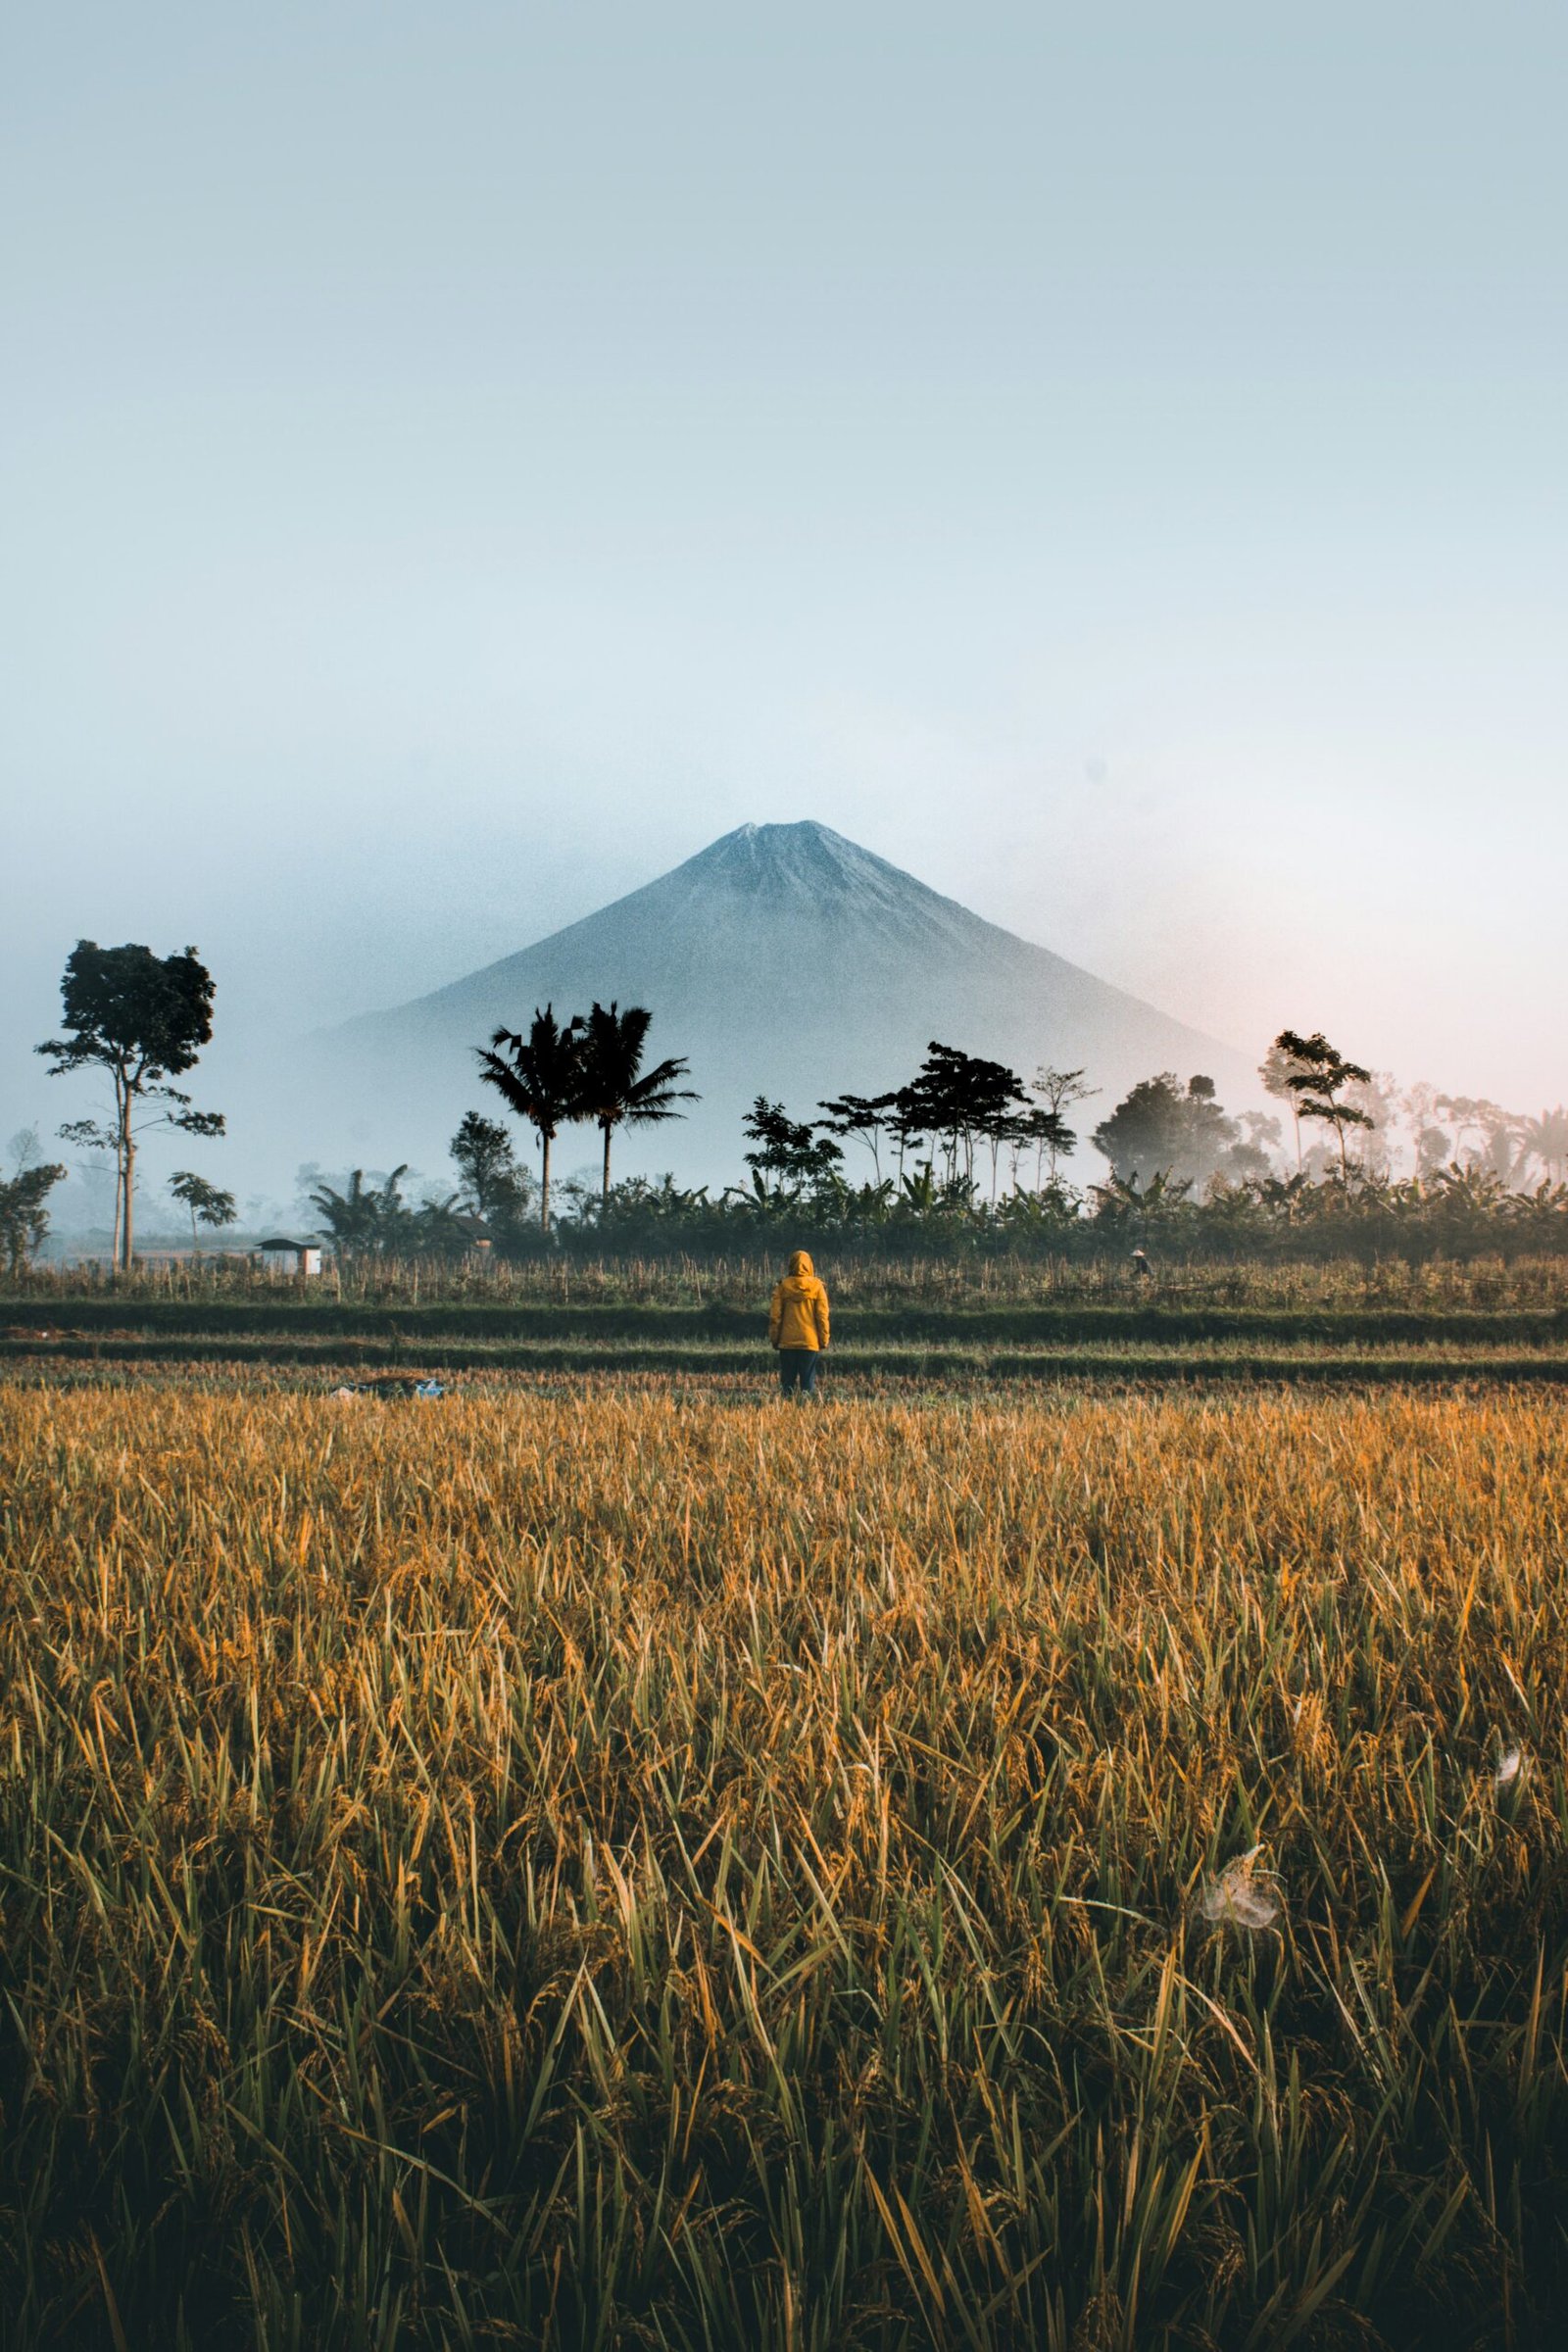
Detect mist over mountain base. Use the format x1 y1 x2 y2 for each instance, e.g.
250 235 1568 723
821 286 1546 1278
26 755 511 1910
254 820 1256 1203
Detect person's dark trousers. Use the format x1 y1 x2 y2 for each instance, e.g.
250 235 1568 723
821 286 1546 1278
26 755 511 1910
778 1349 819 1397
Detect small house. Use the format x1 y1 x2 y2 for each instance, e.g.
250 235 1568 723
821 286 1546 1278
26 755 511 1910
259 1236 325 1277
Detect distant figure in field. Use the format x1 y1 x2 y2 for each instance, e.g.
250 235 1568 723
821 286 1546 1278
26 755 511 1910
1131 1247 1152 1280
769 1250 831 1396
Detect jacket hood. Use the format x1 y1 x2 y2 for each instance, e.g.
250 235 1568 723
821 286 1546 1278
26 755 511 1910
787 1250 814 1278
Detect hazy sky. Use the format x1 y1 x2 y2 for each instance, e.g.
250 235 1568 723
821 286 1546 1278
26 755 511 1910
5 0 1565 1162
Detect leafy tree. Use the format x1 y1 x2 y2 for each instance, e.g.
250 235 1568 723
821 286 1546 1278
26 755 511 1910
902 1044 1028 1196
449 1112 533 1225
575 1002 698 1204
741 1099 844 1192
1336 1070 1399 1178
308 1167 410 1255
1092 1073 1240 1190
1414 1125 1454 1180
168 1170 238 1252
1400 1081 1451 1180
886 1085 932 1186
36 940 223 1270
1009 1105 1078 1193
476 1005 584 1229
1434 1094 1480 1162
1029 1066 1099 1185
0 1132 66 1273
1235 1110 1284 1174
1259 1038 1314 1170
1521 1106 1568 1188
1434 1097 1526 1187
816 1092 900 1183
1273 1030 1374 1179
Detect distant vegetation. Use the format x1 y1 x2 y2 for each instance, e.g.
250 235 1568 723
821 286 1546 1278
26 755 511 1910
0 1132 67 1276
281 1020 1568 1270
16 942 1568 1272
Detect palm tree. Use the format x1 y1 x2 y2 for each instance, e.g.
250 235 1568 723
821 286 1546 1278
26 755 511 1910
1520 1106 1568 1188
476 1006 584 1228
309 1166 409 1255
574 1002 698 1205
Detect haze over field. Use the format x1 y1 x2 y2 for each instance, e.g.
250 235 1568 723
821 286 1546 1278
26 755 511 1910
2 5 1564 1203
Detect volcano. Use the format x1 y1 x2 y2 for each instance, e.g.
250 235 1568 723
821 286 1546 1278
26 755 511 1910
318 821 1250 1186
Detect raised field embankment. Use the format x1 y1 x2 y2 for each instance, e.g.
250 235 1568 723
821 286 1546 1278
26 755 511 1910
7 1294 1568 1386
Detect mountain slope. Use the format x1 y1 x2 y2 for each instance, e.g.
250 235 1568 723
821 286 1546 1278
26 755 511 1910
318 821 1254 1186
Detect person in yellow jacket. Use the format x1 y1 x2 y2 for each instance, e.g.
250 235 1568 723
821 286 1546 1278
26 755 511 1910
768 1250 830 1396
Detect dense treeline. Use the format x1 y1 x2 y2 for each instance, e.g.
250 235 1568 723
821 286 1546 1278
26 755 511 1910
297 1046 1568 1269
290 1016 1566 1266
306 1156 1568 1267
19 945 1568 1269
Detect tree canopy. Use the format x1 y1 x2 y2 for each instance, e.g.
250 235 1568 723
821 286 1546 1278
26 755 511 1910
476 1006 586 1229
1091 1073 1243 1191
574 1002 698 1202
0 1136 66 1274
36 941 223 1270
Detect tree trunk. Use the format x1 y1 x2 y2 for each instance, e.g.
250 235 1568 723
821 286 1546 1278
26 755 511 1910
122 1126 135 1271
110 1068 126 1270
540 1133 551 1229
602 1122 612 1207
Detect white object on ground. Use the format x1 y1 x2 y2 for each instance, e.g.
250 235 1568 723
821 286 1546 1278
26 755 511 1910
1198 1845 1283 1932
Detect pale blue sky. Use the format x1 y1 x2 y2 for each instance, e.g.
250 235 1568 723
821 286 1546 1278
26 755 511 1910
4 1 1565 1160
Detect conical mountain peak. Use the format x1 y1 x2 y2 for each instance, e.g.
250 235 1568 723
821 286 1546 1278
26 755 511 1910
663 819 985 944
690 818 888 881
321 820 1249 1185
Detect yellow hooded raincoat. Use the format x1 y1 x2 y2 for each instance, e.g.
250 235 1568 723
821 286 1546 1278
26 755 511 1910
769 1251 830 1352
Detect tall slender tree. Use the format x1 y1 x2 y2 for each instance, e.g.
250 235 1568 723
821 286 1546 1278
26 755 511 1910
816 1092 900 1184
574 1003 698 1205
476 1005 584 1228
1011 1103 1078 1192
904 1043 1028 1195
1030 1066 1099 1186
36 941 223 1270
1259 1037 1315 1171
1272 1030 1374 1179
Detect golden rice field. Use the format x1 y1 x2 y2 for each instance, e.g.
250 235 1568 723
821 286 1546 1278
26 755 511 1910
1 1378 1565 2349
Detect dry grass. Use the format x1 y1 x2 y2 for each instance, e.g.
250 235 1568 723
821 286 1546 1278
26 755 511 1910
1 1381 1565 2347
